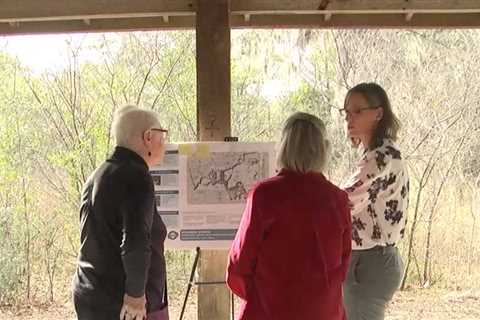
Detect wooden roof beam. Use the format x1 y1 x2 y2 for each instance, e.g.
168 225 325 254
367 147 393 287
2 0 480 24
2 0 480 35
0 17 195 35
231 0 480 12
232 12 480 28
0 0 194 22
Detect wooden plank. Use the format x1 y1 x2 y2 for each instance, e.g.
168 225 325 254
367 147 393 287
3 0 479 22
231 0 480 12
196 1 231 320
0 0 194 21
0 16 195 36
1 0 480 35
2 11 480 36
231 12 480 28
2 0 479 23
2 17 194 35
0 13 480 36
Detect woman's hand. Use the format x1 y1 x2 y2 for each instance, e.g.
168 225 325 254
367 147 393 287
120 294 147 320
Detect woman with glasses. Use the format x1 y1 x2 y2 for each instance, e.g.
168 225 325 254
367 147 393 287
341 83 409 320
72 105 169 320
227 112 352 320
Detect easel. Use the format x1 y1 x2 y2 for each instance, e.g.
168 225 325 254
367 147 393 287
179 247 235 320
179 137 239 320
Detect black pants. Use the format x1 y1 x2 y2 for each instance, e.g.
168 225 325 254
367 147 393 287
73 293 122 320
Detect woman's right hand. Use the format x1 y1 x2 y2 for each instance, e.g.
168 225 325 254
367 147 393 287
120 294 147 320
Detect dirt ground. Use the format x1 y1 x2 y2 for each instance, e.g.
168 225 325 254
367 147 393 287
385 288 480 320
1 287 479 320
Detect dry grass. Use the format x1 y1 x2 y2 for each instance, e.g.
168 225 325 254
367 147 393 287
386 288 480 320
1 287 479 320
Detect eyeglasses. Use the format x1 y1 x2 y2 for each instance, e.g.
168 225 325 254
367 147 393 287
151 128 168 140
339 106 379 117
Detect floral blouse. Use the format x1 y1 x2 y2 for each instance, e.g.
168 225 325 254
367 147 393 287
342 139 409 250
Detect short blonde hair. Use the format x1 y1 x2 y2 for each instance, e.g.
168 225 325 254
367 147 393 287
277 112 329 173
111 105 162 148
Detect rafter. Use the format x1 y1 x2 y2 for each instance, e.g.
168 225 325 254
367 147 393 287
1 0 480 35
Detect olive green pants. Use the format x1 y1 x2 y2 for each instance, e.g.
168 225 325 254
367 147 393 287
343 246 404 320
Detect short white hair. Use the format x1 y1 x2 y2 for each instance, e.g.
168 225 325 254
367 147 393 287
277 112 330 173
111 105 162 148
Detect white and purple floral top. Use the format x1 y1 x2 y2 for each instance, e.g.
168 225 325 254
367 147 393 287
342 139 409 250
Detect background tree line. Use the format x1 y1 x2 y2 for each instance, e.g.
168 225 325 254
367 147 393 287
0 29 479 310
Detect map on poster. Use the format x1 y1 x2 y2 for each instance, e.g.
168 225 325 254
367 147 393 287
150 142 276 249
187 152 269 205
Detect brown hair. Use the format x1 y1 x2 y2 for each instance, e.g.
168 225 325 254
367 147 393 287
344 82 401 149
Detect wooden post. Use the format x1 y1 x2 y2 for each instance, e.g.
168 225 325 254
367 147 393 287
196 0 231 320
196 0 231 141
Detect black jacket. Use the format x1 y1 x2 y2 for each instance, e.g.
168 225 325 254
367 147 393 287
73 146 167 313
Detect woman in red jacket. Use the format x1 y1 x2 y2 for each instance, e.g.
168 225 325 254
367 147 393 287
227 112 352 320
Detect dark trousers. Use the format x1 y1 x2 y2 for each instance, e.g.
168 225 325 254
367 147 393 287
73 292 122 320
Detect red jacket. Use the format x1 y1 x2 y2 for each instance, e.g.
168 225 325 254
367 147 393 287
227 169 351 320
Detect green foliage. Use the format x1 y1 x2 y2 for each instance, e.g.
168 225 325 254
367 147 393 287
0 207 23 304
1 29 480 307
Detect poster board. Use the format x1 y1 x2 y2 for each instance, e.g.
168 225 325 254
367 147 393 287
150 142 276 249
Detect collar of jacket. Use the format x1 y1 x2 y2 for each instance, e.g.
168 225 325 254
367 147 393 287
277 168 325 180
111 146 149 170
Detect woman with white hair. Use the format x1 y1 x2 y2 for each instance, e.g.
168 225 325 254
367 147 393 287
72 105 169 320
227 112 352 320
